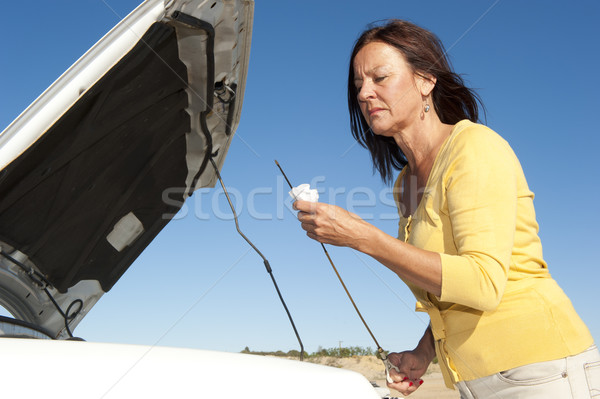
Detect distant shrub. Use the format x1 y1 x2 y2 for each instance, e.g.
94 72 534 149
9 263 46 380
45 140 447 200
239 345 442 371
240 345 375 358
286 350 300 357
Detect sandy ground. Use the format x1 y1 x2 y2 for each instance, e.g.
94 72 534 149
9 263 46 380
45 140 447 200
307 356 460 399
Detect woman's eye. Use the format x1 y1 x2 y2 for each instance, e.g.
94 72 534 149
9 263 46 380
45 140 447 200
374 76 387 83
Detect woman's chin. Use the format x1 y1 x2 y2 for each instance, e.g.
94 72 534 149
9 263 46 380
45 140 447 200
370 127 394 138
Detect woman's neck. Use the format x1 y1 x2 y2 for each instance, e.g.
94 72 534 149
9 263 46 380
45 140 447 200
393 114 453 184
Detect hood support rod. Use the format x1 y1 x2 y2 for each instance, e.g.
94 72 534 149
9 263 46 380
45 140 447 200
209 157 305 361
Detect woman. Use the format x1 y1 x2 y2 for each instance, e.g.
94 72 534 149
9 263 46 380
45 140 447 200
293 20 599 398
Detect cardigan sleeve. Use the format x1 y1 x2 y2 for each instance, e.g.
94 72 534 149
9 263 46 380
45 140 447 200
437 126 518 311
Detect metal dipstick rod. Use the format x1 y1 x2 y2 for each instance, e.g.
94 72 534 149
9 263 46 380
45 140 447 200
275 160 397 372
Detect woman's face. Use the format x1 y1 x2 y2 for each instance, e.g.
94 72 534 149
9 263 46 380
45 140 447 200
353 41 423 136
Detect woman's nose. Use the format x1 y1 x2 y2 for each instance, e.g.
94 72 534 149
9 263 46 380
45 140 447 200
357 82 375 102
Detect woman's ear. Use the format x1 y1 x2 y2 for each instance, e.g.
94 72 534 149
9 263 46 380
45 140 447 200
417 73 436 97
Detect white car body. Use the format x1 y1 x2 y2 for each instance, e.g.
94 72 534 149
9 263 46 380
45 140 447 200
0 337 381 398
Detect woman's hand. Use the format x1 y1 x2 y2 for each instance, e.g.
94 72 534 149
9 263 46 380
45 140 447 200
386 350 430 396
293 200 370 249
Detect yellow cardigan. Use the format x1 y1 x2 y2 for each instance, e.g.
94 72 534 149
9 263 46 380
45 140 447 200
394 120 593 388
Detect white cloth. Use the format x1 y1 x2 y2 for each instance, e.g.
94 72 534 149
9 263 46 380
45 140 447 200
289 184 319 202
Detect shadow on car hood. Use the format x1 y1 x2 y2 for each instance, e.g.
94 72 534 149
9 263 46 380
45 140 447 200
0 0 253 338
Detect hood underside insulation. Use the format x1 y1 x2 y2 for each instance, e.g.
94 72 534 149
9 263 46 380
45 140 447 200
0 22 190 293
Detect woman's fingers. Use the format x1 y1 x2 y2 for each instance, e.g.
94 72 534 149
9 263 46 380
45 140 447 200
385 351 426 395
293 200 367 247
387 376 423 396
293 200 318 213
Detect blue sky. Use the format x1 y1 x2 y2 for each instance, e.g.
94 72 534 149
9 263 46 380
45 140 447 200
1 1 599 355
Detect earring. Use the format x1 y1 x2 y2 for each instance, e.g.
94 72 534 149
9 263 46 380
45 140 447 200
424 103 430 113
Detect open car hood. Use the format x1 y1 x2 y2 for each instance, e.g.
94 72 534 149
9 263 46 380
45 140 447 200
0 0 253 339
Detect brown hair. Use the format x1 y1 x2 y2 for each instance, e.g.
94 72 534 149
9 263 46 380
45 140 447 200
348 20 484 183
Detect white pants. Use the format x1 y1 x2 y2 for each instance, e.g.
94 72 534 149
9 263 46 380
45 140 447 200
456 345 600 399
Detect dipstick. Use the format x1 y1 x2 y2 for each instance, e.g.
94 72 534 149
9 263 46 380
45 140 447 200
275 160 391 360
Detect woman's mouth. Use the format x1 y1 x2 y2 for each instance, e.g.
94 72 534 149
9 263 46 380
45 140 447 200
369 107 385 117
